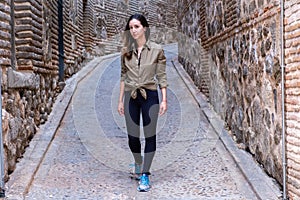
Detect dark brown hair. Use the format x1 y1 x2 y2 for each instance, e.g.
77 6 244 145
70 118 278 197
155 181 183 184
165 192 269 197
122 14 150 58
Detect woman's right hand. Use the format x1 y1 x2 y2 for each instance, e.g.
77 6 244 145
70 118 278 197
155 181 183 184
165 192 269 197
118 101 124 116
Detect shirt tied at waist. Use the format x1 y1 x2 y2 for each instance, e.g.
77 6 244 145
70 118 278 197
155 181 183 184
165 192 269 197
125 81 157 100
131 87 147 99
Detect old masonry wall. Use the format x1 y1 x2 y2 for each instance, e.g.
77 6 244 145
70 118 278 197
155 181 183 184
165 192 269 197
0 0 177 181
178 0 283 188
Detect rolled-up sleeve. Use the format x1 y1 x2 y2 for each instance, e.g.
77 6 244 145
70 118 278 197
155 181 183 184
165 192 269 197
156 49 168 88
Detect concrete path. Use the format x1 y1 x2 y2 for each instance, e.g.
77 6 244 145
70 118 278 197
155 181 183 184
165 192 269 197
4 43 281 200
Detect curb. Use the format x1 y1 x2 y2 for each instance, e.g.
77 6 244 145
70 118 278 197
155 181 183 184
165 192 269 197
171 58 282 200
5 53 120 200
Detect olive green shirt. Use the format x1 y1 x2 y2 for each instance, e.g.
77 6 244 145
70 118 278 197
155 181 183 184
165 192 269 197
121 41 167 98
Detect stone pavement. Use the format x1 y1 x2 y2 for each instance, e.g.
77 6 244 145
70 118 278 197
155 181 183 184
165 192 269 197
4 43 281 200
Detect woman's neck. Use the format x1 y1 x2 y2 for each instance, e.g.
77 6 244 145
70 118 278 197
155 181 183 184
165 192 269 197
136 37 146 49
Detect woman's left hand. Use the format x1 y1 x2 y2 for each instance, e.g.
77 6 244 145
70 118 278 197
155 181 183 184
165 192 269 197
159 101 167 116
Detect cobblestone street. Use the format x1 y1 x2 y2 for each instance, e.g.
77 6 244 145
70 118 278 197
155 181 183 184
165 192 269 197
5 44 281 200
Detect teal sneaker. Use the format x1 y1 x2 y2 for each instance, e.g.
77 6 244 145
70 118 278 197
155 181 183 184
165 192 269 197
129 163 142 180
137 174 150 192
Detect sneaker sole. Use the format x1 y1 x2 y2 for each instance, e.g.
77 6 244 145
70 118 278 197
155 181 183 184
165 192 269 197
129 173 141 180
137 186 150 192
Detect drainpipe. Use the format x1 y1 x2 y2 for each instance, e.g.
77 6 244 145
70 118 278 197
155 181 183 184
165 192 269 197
280 0 287 199
58 0 65 85
0 67 5 197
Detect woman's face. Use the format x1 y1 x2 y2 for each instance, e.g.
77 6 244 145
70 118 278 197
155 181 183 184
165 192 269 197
129 19 146 41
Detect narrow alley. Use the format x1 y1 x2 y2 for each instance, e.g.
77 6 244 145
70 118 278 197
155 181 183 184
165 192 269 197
4 44 281 200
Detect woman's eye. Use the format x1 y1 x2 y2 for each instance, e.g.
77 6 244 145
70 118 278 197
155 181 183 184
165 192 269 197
129 24 141 29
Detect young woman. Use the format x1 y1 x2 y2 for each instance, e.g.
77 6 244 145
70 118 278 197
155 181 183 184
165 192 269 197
118 14 167 192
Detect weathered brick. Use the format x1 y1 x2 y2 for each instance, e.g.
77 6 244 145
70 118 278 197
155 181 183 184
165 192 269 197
178 1 300 194
0 0 178 183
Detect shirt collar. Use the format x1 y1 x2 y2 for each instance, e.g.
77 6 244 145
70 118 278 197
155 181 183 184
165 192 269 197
144 40 151 50
132 40 151 52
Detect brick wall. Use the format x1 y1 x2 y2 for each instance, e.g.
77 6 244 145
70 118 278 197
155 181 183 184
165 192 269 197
1 0 89 180
178 0 283 189
0 0 11 68
284 0 300 198
0 0 177 182
14 0 43 71
90 0 178 55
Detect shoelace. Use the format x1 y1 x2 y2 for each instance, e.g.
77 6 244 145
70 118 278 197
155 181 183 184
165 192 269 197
140 175 149 185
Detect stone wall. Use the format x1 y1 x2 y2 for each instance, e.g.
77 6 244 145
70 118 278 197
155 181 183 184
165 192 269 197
285 0 300 199
90 0 178 56
0 0 177 182
178 1 210 96
0 0 88 180
178 0 283 187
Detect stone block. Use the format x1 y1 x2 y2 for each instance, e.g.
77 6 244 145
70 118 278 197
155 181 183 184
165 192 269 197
7 68 40 90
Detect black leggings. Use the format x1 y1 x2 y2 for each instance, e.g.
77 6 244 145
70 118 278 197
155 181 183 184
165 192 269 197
124 89 159 174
